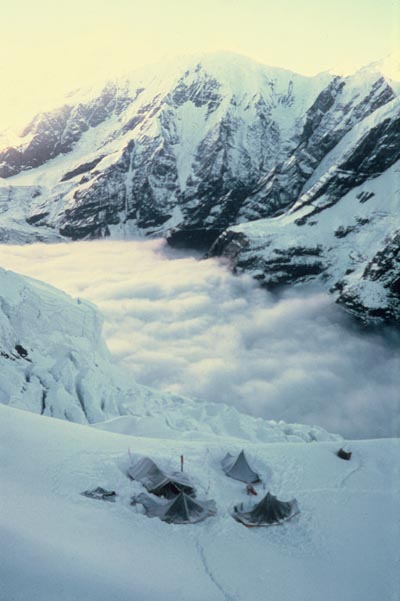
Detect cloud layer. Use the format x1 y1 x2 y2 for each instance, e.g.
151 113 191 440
1 239 398 439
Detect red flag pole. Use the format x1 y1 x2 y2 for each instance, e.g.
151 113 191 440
180 454 184 472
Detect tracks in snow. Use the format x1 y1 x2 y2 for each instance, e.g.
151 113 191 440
339 457 363 489
195 535 239 601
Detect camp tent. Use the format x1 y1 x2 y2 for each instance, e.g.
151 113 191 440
221 450 261 484
133 491 217 524
128 457 196 498
232 492 299 527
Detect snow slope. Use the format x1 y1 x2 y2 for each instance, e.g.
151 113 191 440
1 404 398 601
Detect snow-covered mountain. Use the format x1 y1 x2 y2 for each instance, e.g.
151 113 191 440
210 103 400 323
0 53 330 242
0 52 399 321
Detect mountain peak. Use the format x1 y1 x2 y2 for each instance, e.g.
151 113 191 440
350 53 400 94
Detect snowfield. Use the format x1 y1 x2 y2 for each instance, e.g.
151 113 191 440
1 404 399 601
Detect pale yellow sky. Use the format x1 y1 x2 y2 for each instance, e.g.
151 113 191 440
0 0 398 130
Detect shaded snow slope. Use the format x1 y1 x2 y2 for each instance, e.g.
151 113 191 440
1 404 398 601
0 263 339 442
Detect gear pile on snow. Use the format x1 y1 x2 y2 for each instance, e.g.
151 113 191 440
337 448 352 461
81 487 117 502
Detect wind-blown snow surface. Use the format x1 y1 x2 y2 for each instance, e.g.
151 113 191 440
1 404 399 601
1 239 399 439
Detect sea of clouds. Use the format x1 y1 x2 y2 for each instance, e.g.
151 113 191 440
1 238 398 439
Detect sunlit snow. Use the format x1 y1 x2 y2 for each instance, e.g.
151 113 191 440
1 404 399 601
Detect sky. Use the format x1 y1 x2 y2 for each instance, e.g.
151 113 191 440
1 239 399 440
0 0 398 129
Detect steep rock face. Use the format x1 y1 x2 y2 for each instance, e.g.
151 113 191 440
337 230 400 322
210 106 400 324
0 83 135 178
0 53 332 243
0 55 397 248
0 184 63 243
239 74 396 219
